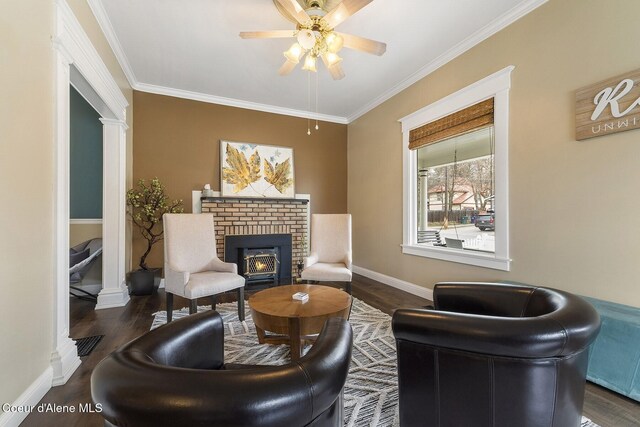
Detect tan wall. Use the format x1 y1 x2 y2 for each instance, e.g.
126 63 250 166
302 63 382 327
132 91 348 270
348 0 640 306
67 0 135 271
0 0 132 411
0 0 56 409
70 224 103 247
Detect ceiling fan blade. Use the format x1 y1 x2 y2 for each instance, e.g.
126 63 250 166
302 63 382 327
336 32 386 56
274 0 311 25
239 30 295 39
321 54 346 80
328 63 346 80
323 0 373 28
279 59 298 76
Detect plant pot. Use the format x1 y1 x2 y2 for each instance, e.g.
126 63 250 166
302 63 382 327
129 269 160 296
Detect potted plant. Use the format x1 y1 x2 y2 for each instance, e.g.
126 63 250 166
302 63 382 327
126 178 183 295
296 233 308 282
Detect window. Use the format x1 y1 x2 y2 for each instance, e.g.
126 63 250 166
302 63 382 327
416 126 495 252
400 66 513 271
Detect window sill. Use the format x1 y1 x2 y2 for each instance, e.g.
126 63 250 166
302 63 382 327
401 244 511 271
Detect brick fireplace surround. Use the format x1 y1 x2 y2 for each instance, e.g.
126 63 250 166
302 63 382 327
200 196 309 279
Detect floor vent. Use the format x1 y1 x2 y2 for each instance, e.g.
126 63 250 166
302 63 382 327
74 335 104 357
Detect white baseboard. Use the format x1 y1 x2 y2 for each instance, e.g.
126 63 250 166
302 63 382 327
353 265 433 301
0 367 53 427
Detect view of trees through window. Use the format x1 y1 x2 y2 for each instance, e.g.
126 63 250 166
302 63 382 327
416 126 495 252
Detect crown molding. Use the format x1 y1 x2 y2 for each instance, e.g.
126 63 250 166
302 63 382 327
134 82 349 124
346 0 548 123
87 0 138 88
88 0 347 123
55 0 128 120
88 0 546 124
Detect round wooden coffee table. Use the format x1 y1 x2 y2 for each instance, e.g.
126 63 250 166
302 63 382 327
248 284 352 360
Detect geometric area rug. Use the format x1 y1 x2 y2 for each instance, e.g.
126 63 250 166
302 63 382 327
151 299 600 427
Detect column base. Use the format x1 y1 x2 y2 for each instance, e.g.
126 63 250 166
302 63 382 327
95 284 130 310
51 336 81 386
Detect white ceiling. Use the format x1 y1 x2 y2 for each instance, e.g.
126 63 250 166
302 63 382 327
91 0 546 123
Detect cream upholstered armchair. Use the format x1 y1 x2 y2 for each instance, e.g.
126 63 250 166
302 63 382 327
301 214 352 294
163 213 245 322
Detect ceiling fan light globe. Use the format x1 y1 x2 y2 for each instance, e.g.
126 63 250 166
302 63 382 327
302 54 318 72
325 52 342 67
297 29 317 50
327 33 343 53
284 43 303 62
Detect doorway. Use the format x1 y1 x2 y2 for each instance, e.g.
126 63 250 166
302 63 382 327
51 2 130 386
69 85 104 302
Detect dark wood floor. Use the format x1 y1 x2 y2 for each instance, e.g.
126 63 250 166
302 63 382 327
24 274 640 426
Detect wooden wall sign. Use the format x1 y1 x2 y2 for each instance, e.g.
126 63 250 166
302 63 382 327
576 68 640 140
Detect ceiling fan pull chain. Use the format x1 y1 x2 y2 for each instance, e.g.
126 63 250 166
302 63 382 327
315 71 319 130
307 71 312 136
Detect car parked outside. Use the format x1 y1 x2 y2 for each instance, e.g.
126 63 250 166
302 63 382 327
474 213 495 231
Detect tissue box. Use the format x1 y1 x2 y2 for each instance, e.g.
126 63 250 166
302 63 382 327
292 292 309 303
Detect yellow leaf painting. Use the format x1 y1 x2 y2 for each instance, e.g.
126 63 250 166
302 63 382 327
263 158 293 193
222 144 261 193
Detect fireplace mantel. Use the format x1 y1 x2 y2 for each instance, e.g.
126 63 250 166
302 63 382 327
201 196 309 204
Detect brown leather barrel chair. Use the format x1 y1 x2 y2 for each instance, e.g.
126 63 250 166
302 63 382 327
392 282 601 427
91 311 352 427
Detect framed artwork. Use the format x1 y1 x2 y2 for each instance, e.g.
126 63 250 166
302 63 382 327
220 140 295 198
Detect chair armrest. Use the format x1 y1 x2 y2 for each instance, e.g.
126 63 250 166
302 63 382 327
127 310 225 369
207 258 238 274
164 264 190 295
304 253 319 268
344 251 352 271
392 308 569 358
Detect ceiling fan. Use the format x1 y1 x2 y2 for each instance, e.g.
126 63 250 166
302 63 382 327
240 0 386 80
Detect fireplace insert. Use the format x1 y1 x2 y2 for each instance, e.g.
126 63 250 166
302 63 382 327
224 234 292 286
243 248 279 285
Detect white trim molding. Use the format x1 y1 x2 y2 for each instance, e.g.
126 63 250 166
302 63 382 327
399 66 513 271
0 367 53 427
69 219 103 225
87 0 138 88
353 265 433 302
51 0 130 387
135 83 349 124
54 0 127 121
52 7 82 387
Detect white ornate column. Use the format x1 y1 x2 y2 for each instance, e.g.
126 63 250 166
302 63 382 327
96 119 130 309
51 36 81 387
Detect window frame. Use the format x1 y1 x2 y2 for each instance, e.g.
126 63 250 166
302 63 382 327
399 66 513 271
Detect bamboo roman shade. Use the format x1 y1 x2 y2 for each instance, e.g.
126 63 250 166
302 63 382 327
409 98 494 150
